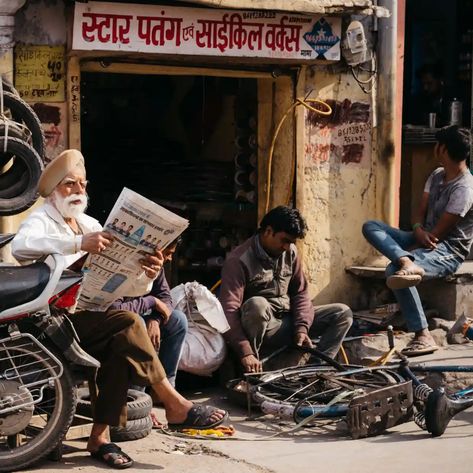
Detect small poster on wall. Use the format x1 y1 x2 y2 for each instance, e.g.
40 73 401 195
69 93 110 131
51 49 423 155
14 45 66 103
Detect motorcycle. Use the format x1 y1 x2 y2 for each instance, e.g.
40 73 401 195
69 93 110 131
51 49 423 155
0 234 99 472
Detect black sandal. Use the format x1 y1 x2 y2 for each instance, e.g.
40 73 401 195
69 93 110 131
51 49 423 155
90 442 134 469
168 404 228 430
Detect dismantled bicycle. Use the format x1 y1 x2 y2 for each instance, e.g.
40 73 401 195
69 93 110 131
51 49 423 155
240 327 473 439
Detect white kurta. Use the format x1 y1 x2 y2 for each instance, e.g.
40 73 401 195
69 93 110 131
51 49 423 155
12 203 154 299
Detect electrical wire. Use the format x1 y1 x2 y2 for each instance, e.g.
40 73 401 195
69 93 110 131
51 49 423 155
265 95 332 214
350 55 377 94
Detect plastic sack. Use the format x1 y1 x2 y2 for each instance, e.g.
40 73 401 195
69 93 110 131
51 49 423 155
178 323 227 376
171 282 229 376
171 282 230 333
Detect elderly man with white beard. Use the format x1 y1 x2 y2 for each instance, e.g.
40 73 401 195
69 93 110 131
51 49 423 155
12 149 227 470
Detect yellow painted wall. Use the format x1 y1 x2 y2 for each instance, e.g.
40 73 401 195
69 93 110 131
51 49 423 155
300 67 381 308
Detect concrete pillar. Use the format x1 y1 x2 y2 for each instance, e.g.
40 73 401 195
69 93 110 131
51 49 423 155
0 0 26 262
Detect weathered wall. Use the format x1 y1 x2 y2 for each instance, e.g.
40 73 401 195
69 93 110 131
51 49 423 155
0 0 67 263
301 66 379 308
15 0 66 45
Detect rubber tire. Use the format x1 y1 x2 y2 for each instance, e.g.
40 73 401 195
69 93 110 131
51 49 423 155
76 388 153 421
0 123 30 168
0 345 76 473
110 416 153 443
2 91 46 160
1 76 19 95
0 137 43 216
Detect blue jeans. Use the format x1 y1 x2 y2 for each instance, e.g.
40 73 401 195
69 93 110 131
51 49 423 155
362 220 463 332
135 309 188 388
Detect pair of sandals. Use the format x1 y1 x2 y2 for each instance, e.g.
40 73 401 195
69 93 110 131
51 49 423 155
91 404 228 469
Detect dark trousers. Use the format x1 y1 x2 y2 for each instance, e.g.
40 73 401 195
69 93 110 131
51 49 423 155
71 309 166 427
241 297 353 359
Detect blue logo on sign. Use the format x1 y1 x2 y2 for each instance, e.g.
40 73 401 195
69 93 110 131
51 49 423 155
303 18 340 59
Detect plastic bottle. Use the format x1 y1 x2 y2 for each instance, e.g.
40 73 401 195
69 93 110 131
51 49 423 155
449 98 463 126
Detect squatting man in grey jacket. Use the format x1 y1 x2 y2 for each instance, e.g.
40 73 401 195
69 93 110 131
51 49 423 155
219 206 353 373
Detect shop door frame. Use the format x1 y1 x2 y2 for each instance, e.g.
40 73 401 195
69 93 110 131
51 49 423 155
68 58 304 221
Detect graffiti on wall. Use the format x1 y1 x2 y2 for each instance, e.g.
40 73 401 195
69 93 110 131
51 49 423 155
69 75 80 123
305 99 371 168
14 45 65 102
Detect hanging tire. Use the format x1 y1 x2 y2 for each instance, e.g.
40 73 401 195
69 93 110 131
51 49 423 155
1 76 19 96
76 388 153 421
2 92 46 160
0 122 32 168
0 137 43 216
110 416 153 443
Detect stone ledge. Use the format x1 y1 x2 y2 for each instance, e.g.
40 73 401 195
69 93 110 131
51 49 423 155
346 261 473 283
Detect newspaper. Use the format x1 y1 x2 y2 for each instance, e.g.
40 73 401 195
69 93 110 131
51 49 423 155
77 187 189 311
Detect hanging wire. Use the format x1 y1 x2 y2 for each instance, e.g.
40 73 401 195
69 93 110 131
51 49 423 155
350 55 377 94
265 92 332 214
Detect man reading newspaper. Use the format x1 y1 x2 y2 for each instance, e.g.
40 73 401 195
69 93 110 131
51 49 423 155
12 149 227 469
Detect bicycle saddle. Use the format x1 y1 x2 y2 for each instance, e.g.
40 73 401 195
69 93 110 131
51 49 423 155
425 387 473 437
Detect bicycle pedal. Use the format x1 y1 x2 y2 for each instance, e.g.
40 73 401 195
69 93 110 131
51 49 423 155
346 381 413 439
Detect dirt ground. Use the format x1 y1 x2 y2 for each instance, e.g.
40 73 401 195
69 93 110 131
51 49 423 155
21 343 473 473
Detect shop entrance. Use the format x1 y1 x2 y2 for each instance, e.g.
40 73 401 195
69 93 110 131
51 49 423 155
400 0 473 230
80 71 259 287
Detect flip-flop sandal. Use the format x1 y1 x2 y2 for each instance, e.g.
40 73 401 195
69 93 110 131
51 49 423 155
401 340 439 357
386 267 425 290
168 404 229 431
90 443 134 469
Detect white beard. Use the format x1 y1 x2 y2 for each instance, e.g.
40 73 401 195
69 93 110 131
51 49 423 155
50 190 88 219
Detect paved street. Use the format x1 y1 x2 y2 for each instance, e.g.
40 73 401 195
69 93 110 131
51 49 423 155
24 344 473 473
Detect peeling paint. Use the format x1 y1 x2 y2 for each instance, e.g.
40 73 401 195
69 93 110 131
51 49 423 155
301 68 378 308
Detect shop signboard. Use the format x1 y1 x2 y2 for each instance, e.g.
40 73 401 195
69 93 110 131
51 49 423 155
72 1 341 61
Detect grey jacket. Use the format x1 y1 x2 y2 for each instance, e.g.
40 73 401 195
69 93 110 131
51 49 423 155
219 235 314 358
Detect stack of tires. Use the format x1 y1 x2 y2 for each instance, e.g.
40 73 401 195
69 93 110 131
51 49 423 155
0 77 45 216
76 388 154 442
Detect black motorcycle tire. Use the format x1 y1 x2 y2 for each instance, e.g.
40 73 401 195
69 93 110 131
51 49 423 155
1 92 46 160
0 346 76 473
110 416 153 443
0 137 43 215
76 387 153 421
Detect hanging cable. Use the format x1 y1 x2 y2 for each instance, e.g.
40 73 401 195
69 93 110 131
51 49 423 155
265 94 332 214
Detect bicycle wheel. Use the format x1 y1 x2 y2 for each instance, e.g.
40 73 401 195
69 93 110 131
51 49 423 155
253 365 404 419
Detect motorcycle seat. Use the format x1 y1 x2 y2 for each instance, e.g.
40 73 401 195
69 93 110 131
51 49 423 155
0 262 50 313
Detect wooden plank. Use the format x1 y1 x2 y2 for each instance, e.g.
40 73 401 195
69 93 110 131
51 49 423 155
65 422 93 440
80 61 274 79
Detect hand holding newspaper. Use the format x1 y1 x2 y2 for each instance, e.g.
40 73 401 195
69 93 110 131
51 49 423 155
77 188 188 311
